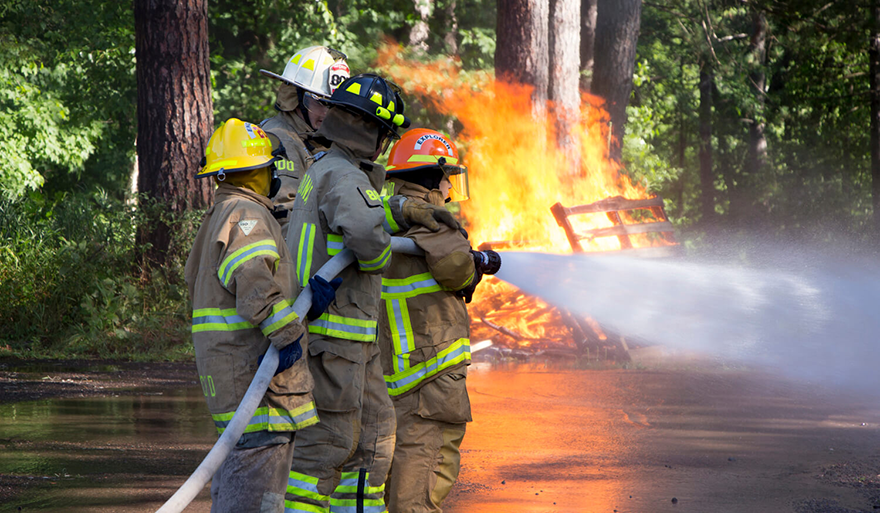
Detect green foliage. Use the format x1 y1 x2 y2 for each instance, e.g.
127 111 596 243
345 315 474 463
0 192 200 360
0 0 137 198
635 0 875 242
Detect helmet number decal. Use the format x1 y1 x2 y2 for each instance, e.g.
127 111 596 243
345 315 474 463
328 61 351 94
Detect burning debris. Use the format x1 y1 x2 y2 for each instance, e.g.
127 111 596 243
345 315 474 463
375 45 680 360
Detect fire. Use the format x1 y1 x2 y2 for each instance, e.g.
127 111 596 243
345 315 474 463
375 43 663 351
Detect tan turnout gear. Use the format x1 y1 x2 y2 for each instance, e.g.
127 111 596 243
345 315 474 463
186 180 319 512
379 178 474 512
261 105 327 236
283 107 400 513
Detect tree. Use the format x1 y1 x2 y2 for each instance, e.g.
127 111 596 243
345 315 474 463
410 0 434 51
872 0 880 232
134 0 214 264
495 0 550 110
747 10 768 180
549 0 581 172
579 0 598 91
591 0 642 162
699 66 714 225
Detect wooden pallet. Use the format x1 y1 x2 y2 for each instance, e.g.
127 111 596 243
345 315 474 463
550 195 681 257
549 195 681 360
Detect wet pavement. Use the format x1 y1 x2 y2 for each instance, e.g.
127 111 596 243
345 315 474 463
2 360 880 512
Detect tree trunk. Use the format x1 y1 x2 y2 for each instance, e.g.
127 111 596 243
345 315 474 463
135 0 213 265
871 0 880 233
496 0 550 111
579 0 597 91
549 0 581 174
591 0 642 162
444 0 459 55
410 0 433 52
748 11 768 179
699 66 714 226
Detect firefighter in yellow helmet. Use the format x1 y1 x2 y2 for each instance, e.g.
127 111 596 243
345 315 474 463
380 129 500 512
259 46 351 237
185 118 340 512
283 75 461 513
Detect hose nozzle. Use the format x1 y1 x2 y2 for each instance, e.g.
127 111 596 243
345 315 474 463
473 250 502 275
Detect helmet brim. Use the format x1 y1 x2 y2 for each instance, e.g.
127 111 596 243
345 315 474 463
260 69 332 99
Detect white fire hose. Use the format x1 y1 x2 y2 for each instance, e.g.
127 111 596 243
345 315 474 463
156 237 425 513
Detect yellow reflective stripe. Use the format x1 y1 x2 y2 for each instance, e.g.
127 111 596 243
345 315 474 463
206 158 239 173
192 307 254 332
329 498 385 510
358 244 391 272
385 338 470 396
211 402 319 434
297 224 316 287
406 154 459 165
346 82 361 95
303 58 315 71
380 273 443 299
241 138 270 148
218 239 279 287
259 299 300 335
308 313 377 342
298 173 313 204
370 92 384 105
381 196 399 234
385 298 413 373
327 233 344 257
291 54 302 64
457 271 475 290
285 500 328 513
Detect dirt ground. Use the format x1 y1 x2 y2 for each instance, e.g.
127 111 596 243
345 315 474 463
1 356 879 512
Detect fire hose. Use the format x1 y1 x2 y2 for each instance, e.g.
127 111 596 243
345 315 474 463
156 237 423 513
156 237 501 513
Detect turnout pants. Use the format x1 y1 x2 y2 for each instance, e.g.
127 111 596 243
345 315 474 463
211 436 295 513
385 372 471 513
285 338 396 513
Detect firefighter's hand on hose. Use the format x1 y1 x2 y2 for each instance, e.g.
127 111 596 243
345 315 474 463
308 276 342 321
389 195 460 232
260 330 304 376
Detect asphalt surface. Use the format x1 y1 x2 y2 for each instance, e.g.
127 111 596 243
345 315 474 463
2 357 879 512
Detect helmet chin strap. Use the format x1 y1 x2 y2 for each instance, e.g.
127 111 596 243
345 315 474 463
296 88 315 130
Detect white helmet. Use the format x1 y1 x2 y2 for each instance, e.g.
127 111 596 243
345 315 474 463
260 46 350 99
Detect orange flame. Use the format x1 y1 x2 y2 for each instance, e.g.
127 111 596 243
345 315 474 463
375 43 661 349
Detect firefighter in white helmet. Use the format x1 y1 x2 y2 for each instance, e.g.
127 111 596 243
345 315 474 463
259 46 351 237
380 129 499 512
186 118 340 512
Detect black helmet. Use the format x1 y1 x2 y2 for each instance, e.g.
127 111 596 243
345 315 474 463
324 73 411 137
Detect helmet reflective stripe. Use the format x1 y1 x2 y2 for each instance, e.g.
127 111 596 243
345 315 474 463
260 46 349 98
406 154 459 165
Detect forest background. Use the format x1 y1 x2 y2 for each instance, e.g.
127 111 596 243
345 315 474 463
1 0 876 359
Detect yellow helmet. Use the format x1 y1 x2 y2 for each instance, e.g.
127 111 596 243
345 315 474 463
197 118 278 179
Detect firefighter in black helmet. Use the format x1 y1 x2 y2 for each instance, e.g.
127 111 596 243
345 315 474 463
283 73 460 513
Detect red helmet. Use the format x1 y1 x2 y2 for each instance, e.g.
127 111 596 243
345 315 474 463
386 129 469 201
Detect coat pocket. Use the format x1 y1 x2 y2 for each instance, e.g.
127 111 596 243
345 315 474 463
307 340 365 412
416 372 472 424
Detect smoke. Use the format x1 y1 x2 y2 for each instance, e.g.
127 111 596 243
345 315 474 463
494 251 880 390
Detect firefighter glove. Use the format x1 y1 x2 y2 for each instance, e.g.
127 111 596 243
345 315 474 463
308 275 342 321
389 195 460 232
259 335 303 376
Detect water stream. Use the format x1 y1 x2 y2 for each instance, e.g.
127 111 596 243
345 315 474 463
494 250 880 391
